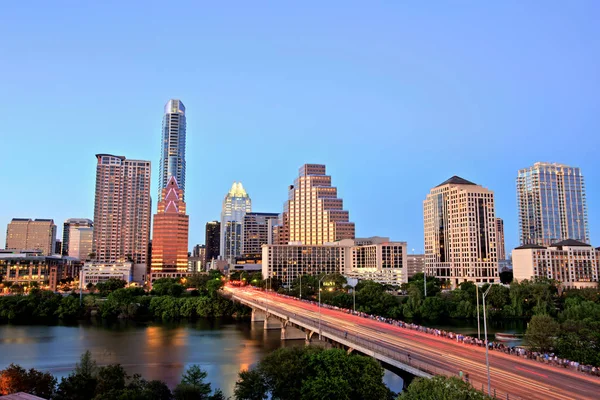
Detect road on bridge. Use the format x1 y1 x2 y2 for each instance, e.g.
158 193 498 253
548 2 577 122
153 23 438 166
227 286 600 400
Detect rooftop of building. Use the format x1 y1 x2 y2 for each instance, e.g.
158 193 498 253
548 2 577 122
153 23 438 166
226 181 249 198
514 244 547 250
0 392 48 400
551 239 592 247
435 176 477 187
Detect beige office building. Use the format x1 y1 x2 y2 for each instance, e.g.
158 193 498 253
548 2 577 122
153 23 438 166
513 240 598 288
424 176 498 288
276 164 355 245
69 227 94 261
5 218 56 255
92 154 151 267
407 254 425 278
262 237 407 286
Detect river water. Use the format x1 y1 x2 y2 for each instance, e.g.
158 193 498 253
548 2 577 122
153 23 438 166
0 320 404 397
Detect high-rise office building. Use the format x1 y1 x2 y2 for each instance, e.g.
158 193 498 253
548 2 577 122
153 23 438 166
407 254 425 278
62 218 93 256
69 227 94 261
276 164 355 245
159 99 186 201
92 154 151 266
151 176 189 278
242 212 279 256
424 176 498 288
517 162 589 247
220 182 252 262
5 218 56 255
55 240 62 255
205 221 221 262
496 218 506 261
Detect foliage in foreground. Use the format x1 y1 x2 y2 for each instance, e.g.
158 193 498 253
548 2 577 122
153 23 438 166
398 376 494 400
0 351 224 400
234 346 394 400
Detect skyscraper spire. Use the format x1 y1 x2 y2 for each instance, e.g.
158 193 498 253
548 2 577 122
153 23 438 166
159 99 186 201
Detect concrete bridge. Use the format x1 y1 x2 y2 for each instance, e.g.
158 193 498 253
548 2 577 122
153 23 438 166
230 289 441 384
226 286 600 400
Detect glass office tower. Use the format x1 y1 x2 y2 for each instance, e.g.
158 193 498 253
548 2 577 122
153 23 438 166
159 99 186 201
517 162 589 246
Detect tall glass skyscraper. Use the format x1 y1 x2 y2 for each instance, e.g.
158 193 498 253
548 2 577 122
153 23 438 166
220 182 252 262
517 162 589 246
159 99 186 201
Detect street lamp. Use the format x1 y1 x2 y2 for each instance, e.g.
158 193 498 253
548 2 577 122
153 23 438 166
318 275 327 340
476 284 481 339
482 284 492 395
299 273 302 299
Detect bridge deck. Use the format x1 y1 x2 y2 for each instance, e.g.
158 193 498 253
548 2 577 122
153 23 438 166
227 286 600 400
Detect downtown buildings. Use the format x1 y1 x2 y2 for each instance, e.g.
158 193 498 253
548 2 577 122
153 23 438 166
62 218 94 260
423 176 499 288
150 177 189 279
220 182 252 262
517 162 589 246
5 218 57 255
92 154 151 280
205 221 221 263
159 99 186 201
274 164 355 245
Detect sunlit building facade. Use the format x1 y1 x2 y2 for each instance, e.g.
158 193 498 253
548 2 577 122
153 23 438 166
424 176 498 288
159 99 186 201
513 239 598 289
276 164 355 245
407 254 425 278
262 237 408 286
151 176 189 278
517 162 589 246
5 218 57 255
62 218 93 256
92 154 151 266
220 182 252 262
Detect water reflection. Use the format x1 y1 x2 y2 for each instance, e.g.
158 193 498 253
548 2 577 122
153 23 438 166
0 320 404 397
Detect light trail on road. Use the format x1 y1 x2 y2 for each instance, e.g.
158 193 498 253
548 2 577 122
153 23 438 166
228 286 600 400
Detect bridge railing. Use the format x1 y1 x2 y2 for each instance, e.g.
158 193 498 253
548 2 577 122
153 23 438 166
234 294 519 400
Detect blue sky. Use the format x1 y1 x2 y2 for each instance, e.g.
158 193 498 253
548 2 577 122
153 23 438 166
1 1 598 254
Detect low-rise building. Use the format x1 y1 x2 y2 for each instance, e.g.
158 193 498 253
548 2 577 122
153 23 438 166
81 262 133 286
512 239 599 288
262 237 408 286
0 253 82 291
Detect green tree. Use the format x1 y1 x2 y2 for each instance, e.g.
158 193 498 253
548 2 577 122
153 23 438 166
398 376 493 400
525 314 559 353
173 365 214 400
234 346 392 400
57 295 84 320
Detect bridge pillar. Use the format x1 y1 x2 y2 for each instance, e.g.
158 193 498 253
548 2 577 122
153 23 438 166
264 315 283 330
280 322 306 340
251 308 266 322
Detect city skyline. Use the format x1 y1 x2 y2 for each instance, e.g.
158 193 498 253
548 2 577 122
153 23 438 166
1 3 599 254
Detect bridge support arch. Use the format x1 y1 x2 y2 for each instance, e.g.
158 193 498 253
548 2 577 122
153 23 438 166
280 321 306 340
264 314 283 330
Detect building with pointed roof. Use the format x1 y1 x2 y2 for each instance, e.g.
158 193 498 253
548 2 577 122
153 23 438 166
150 176 189 279
220 181 252 262
424 176 499 288
159 99 187 201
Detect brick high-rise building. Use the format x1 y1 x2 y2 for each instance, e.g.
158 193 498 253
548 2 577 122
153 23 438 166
92 154 151 267
276 164 354 245
5 218 56 255
424 176 498 288
151 176 189 278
